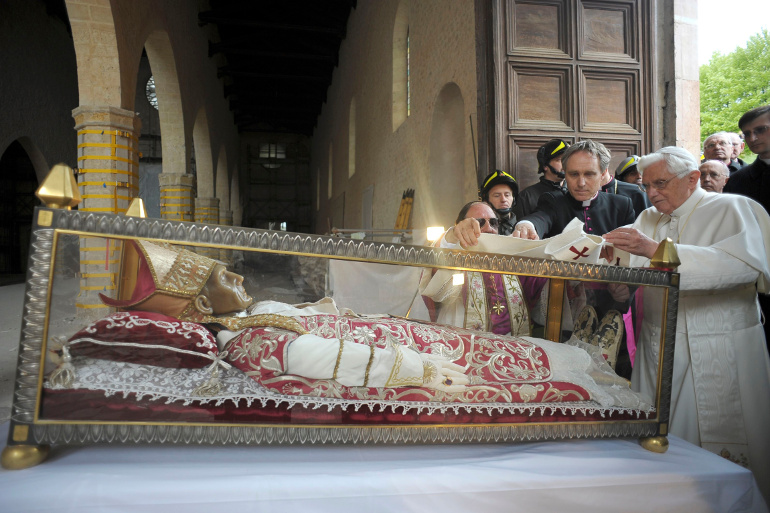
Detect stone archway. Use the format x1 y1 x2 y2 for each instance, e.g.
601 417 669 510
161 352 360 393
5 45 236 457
145 31 186 175
140 30 188 220
0 140 40 283
427 83 465 227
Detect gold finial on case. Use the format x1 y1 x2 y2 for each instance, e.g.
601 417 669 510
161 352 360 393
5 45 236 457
640 435 669 453
35 163 81 209
1 444 51 470
650 238 680 270
125 198 147 218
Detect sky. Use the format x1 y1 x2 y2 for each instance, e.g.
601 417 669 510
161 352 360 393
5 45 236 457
698 0 769 65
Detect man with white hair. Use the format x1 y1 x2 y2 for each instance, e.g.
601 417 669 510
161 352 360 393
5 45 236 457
603 146 770 502
699 160 730 193
702 132 743 175
730 132 747 169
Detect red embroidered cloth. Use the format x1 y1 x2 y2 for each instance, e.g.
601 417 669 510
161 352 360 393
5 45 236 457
225 314 591 405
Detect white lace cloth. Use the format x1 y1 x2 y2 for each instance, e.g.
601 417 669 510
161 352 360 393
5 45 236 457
46 357 654 418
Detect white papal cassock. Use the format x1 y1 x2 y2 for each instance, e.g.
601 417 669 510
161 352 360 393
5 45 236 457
629 186 770 502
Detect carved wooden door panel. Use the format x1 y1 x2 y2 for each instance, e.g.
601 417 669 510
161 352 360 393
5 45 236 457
492 0 655 188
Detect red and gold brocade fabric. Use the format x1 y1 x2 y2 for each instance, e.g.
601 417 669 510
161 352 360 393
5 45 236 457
225 314 591 405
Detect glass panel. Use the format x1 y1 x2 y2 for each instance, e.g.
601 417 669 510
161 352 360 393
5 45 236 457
37 233 665 430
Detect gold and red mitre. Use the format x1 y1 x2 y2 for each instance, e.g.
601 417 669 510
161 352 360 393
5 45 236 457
100 240 218 319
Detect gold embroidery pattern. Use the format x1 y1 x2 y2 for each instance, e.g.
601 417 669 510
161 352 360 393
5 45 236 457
465 272 487 331
163 249 215 296
503 274 530 337
385 346 404 386
181 311 308 335
384 346 423 387
332 339 344 380
227 329 291 375
136 241 217 298
539 384 584 403
422 360 438 384
466 336 551 383
363 344 376 387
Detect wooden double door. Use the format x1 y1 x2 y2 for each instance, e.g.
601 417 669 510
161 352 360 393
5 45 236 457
479 0 656 188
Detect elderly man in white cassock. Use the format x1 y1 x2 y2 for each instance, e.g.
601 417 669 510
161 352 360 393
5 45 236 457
604 146 770 503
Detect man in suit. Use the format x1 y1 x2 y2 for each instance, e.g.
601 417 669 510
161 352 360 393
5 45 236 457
512 140 635 240
730 132 747 169
723 104 770 349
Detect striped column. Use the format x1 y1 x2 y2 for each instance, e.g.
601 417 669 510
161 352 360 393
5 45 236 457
219 209 233 264
195 197 220 259
159 173 195 221
72 106 140 319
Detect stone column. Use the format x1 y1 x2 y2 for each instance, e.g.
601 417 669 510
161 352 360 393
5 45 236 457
219 209 233 264
655 0 700 155
195 197 220 259
72 106 140 318
159 173 195 221
195 197 220 225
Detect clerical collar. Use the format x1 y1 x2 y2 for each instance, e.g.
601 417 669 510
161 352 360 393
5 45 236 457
762 157 770 165
670 187 706 218
580 191 599 207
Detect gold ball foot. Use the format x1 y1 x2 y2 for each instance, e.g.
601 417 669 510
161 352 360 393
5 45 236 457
1 444 51 470
640 435 669 453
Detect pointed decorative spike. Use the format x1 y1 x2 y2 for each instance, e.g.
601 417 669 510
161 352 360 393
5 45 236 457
35 163 81 209
124 198 147 218
650 238 680 270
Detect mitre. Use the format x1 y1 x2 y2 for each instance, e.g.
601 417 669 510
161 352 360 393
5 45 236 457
99 240 218 319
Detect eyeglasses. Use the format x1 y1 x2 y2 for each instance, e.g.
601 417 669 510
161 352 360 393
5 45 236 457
704 140 731 149
641 176 677 191
476 217 499 229
742 125 770 140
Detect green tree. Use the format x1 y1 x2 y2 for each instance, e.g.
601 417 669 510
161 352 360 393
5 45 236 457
700 28 770 162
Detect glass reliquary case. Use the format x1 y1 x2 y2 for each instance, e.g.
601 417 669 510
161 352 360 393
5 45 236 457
2 201 679 469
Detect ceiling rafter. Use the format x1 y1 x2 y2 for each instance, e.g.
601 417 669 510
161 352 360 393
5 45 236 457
202 0 355 136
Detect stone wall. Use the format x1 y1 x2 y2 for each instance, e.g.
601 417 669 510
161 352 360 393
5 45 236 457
310 0 479 233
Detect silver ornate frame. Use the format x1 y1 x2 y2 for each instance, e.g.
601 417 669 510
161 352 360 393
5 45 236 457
7 208 679 447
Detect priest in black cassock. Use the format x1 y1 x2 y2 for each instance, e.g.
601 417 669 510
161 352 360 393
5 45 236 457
512 140 635 240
